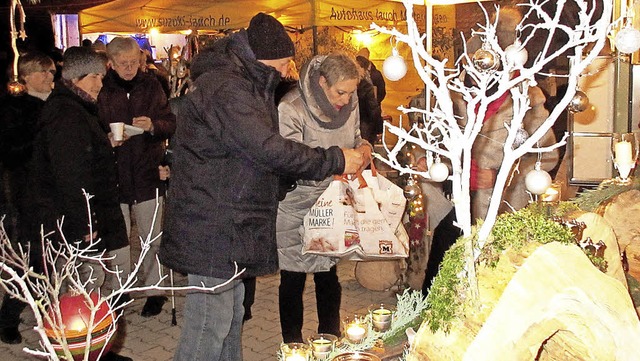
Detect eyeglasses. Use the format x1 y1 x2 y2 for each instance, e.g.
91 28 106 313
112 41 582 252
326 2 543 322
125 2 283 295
114 60 139 69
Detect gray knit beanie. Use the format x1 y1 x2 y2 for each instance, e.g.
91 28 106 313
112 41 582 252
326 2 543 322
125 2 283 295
62 46 106 80
247 13 295 60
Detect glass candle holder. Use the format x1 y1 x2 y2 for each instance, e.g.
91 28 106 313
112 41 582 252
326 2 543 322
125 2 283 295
342 314 368 344
611 132 639 184
368 303 395 332
307 333 337 360
281 342 311 361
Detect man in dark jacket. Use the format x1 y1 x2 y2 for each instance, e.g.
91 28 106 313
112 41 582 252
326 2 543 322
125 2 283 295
0 51 55 345
159 13 366 361
98 36 176 317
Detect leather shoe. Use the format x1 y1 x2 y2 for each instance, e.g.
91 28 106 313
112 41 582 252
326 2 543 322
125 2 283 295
101 351 133 361
0 327 22 344
140 296 167 317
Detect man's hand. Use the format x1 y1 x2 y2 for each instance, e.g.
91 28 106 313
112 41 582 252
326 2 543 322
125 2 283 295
132 116 154 133
341 148 365 174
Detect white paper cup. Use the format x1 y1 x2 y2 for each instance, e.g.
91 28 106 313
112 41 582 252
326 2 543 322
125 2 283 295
110 122 125 141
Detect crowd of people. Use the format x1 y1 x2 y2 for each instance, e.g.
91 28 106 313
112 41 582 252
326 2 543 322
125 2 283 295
1 8 557 361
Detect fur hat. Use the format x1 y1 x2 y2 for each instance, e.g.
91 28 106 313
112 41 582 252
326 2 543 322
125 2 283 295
247 13 295 60
62 46 106 80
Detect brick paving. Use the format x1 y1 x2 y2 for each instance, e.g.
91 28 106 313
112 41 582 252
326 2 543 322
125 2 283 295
0 261 399 361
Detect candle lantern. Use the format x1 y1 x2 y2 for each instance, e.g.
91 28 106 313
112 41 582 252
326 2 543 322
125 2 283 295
281 342 311 361
367 303 395 332
307 333 337 360
611 133 638 184
342 314 369 344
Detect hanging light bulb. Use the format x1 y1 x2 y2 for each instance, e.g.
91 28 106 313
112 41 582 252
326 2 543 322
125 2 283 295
504 39 528 68
382 40 407 81
615 26 640 54
525 162 552 195
567 90 589 113
429 157 449 182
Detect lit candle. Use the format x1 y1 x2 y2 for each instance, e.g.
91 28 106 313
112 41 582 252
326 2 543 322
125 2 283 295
615 140 633 164
281 343 310 361
346 323 366 343
371 308 393 332
284 354 306 361
540 187 559 202
310 337 333 359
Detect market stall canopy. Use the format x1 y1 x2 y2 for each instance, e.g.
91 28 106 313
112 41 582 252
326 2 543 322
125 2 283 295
79 0 427 34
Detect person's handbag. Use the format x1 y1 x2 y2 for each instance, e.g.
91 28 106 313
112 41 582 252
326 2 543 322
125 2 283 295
301 165 408 260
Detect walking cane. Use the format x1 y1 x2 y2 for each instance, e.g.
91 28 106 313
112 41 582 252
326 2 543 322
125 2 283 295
161 141 178 326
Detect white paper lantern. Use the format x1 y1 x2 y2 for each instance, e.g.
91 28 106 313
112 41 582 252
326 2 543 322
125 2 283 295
429 159 449 182
525 162 552 195
615 27 640 54
382 48 407 81
504 40 528 68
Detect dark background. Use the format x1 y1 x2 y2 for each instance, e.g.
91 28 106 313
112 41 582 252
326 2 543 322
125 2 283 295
0 0 111 96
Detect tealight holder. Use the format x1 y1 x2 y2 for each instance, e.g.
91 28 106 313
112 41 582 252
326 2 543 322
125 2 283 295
368 303 395 332
342 314 369 344
540 181 562 203
280 342 311 361
307 333 337 360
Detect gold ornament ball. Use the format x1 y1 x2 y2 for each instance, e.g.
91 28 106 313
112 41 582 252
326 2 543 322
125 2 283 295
473 48 499 71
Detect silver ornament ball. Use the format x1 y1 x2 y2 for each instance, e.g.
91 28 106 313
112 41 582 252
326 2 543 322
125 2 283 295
473 48 499 71
513 127 529 149
568 90 589 113
615 27 640 54
403 177 421 199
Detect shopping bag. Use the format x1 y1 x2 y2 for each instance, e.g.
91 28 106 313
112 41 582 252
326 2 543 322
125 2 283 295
302 165 408 260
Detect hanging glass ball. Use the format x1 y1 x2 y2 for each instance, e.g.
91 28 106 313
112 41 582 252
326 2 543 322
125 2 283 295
615 27 640 54
513 127 529 149
567 90 589 113
525 163 552 195
504 40 528 68
403 177 421 199
429 160 449 182
473 47 499 71
7 80 26 95
382 48 407 81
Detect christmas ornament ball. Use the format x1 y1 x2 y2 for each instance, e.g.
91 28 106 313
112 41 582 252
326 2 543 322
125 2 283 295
525 168 552 195
568 90 589 113
429 161 449 182
44 292 117 361
504 41 528 68
615 27 640 54
473 47 499 71
382 49 408 81
403 178 421 199
513 127 529 148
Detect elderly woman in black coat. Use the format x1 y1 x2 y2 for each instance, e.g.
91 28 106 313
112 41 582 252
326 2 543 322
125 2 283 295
29 46 131 361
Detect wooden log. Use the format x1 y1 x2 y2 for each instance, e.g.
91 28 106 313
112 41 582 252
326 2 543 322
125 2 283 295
602 190 640 281
462 243 640 360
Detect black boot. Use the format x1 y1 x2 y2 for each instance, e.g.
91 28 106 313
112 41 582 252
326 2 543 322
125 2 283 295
140 296 168 317
101 351 133 361
0 327 22 344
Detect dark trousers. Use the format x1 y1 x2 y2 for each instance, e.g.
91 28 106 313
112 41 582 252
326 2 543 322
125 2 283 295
242 277 256 322
422 208 461 296
279 266 341 343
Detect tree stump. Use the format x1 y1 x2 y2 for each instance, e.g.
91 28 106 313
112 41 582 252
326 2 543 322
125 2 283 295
602 190 640 282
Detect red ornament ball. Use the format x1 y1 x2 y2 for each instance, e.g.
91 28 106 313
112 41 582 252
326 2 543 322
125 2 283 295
44 292 117 361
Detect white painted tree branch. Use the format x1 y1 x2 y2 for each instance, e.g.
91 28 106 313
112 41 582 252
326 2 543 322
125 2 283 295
0 191 243 360
372 0 613 248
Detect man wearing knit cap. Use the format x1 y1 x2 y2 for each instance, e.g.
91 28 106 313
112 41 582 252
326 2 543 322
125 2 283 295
160 12 368 361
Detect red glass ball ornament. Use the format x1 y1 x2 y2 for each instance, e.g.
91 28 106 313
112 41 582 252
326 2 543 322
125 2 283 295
44 292 117 361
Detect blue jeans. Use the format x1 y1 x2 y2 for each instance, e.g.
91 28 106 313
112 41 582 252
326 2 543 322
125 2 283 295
174 275 245 361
